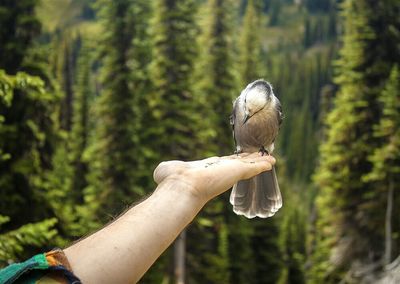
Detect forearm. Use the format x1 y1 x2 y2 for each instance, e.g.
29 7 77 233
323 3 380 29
64 179 205 283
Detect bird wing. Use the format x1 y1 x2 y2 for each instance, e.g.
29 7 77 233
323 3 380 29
230 99 239 153
276 99 283 128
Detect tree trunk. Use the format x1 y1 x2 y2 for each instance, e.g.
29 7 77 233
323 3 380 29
174 230 186 284
384 178 394 266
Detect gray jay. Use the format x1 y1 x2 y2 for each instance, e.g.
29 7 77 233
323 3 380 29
230 79 283 218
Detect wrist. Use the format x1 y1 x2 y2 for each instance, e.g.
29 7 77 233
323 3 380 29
156 175 207 215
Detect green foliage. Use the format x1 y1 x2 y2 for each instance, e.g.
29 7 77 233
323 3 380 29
364 65 400 261
239 0 263 85
187 215 231 283
0 71 60 265
143 0 202 280
279 207 306 284
303 12 336 48
0 0 69 266
304 0 332 13
268 0 282 26
127 0 154 194
4 0 400 282
274 48 335 181
147 0 201 160
87 0 146 218
188 0 238 281
0 0 41 74
36 0 97 33
251 218 283 284
0 216 57 267
195 0 238 155
311 0 400 282
69 41 91 205
44 40 99 239
365 66 400 183
226 217 255 283
56 34 81 131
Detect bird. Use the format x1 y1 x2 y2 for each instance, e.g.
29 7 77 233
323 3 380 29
229 79 283 218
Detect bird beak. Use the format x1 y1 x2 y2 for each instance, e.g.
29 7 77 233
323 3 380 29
242 114 250 124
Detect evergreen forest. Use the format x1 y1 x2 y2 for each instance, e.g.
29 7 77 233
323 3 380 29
1 0 400 283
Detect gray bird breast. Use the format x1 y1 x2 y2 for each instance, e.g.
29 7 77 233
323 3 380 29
233 96 280 153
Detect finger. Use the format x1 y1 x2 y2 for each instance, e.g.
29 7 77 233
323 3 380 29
201 156 220 163
239 159 274 180
236 152 263 159
241 154 276 165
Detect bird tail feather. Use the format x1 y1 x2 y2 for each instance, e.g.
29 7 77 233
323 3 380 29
230 167 282 218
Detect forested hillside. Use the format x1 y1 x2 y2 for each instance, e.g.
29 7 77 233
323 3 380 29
1 0 399 283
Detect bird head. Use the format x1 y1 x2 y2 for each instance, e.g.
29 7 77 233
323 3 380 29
242 79 273 124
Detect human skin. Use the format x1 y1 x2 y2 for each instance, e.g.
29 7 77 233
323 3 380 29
64 152 276 283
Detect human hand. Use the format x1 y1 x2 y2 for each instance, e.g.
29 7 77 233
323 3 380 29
153 153 276 204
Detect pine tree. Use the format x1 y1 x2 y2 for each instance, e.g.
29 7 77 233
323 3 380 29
41 33 97 240
304 14 312 48
239 0 263 86
226 216 256 283
0 0 41 74
127 0 154 194
49 38 100 238
145 0 201 281
57 35 77 132
268 0 281 26
195 0 238 155
311 0 400 282
147 0 200 161
87 0 143 217
250 218 283 284
0 0 66 265
185 0 239 282
281 53 334 181
327 3 337 40
69 43 91 205
278 207 306 284
364 66 400 265
0 71 59 265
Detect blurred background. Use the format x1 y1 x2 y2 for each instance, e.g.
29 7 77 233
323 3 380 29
0 0 399 283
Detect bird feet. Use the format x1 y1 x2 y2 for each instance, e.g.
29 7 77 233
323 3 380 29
234 146 243 156
259 146 269 156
